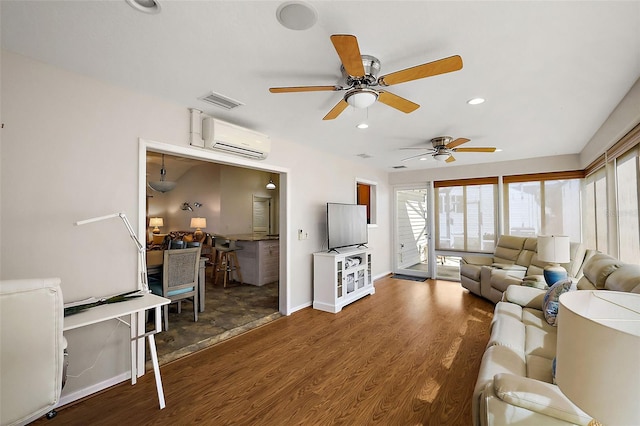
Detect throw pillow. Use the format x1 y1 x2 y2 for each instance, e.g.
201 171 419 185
542 278 574 326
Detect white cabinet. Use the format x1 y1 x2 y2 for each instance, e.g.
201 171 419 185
313 248 374 313
235 239 279 286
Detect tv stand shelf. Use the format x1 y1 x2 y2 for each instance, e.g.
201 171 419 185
313 248 374 313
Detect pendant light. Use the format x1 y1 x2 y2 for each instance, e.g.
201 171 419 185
148 154 177 193
266 175 276 190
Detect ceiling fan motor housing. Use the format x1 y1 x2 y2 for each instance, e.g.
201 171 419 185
431 136 453 149
342 55 380 86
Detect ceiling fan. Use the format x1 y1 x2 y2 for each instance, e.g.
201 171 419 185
401 137 497 163
269 34 463 120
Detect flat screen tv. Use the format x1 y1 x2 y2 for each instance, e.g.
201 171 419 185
327 203 368 251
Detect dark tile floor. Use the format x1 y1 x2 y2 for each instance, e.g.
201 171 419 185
149 279 280 366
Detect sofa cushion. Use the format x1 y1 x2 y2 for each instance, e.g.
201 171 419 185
492 374 593 425
492 301 523 326
581 252 624 289
542 279 574 326
487 317 526 360
524 325 557 360
460 263 482 281
493 235 526 264
521 308 556 333
605 264 640 293
526 354 554 383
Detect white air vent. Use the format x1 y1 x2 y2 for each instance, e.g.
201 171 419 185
202 117 270 160
356 153 372 159
198 91 244 110
392 165 407 169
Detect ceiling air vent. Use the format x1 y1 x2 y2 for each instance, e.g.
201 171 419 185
198 91 244 110
392 165 407 169
356 153 372 159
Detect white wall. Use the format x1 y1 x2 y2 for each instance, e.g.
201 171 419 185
1 50 391 402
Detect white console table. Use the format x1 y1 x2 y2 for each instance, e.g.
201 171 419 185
313 248 374 313
63 293 170 409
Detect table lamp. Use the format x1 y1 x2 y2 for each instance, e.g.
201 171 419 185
537 235 570 285
190 217 206 240
557 290 640 425
149 217 164 234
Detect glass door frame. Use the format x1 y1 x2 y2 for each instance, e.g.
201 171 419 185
392 183 435 279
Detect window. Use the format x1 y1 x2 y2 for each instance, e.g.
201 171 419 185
434 177 498 253
504 171 583 242
583 167 608 253
356 178 377 226
615 148 640 262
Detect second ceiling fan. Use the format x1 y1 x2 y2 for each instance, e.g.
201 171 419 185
269 34 463 120
401 137 497 163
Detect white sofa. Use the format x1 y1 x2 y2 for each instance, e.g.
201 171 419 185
472 253 640 426
0 278 66 426
461 235 587 304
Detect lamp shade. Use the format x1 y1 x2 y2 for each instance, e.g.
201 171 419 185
190 217 206 229
537 235 570 263
149 217 163 227
556 290 640 424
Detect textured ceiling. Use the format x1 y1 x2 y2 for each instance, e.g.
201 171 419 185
2 1 640 171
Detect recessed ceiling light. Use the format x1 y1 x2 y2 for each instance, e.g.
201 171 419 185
495 148 503 152
125 0 161 14
419 157 427 161
467 97 485 105
276 1 318 31
356 123 369 129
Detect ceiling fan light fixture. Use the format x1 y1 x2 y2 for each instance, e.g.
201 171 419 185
125 0 161 14
467 97 485 105
345 88 378 109
433 152 451 162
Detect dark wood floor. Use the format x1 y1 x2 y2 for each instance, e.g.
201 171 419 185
39 277 493 426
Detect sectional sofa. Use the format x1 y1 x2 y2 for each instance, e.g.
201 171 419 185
460 235 588 304
472 252 640 426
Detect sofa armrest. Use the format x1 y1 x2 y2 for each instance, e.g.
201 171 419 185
492 374 592 425
502 285 546 309
461 255 493 266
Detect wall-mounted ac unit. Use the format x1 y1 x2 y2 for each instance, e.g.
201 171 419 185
202 117 270 160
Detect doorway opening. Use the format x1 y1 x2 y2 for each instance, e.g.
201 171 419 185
140 140 288 365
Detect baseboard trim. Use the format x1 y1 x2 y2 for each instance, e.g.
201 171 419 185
58 372 130 408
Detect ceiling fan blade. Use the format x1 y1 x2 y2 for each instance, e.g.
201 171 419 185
454 147 497 153
269 86 341 93
446 155 457 163
400 147 434 150
330 35 365 77
401 152 431 162
323 99 349 120
446 137 470 149
378 55 463 86
378 91 420 113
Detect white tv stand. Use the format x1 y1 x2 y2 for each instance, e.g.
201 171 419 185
313 247 374 313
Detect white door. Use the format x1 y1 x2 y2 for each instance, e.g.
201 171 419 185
252 195 271 234
393 186 431 278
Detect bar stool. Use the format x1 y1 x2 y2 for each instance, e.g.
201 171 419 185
215 241 243 288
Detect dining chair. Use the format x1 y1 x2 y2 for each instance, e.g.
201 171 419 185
150 246 201 330
168 240 186 249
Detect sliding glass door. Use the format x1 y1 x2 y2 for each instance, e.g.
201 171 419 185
393 186 431 278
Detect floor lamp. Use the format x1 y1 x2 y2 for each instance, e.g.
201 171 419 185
75 212 150 293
